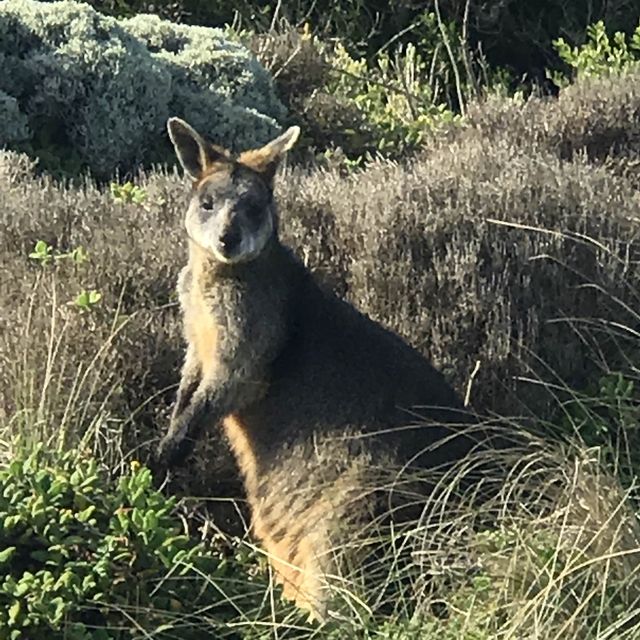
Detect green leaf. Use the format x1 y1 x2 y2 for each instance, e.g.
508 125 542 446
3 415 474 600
29 239 53 263
143 511 158 532
71 246 88 264
74 291 89 308
50 596 67 624
76 505 96 523
8 600 21 623
130 486 146 509
4 515 21 530
29 550 51 563
73 289 102 310
0 546 16 565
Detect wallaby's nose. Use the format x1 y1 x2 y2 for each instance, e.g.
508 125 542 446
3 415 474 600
219 226 241 254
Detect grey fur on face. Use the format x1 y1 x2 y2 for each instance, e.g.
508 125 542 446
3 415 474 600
185 167 275 264
166 116 298 265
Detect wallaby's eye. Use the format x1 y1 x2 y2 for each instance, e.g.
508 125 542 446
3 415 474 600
243 203 265 229
201 196 214 211
245 203 263 221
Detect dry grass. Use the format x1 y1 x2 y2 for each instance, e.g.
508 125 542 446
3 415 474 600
2 70 640 486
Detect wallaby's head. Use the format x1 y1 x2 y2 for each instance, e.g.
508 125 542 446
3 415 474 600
167 118 300 264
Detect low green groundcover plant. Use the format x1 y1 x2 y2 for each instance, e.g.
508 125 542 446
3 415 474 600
0 445 262 639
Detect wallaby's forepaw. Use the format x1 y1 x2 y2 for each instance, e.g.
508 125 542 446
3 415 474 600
154 431 195 469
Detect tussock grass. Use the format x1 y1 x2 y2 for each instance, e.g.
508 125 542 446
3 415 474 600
176 427 640 638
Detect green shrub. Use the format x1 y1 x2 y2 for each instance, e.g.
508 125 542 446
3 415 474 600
553 19 640 83
0 444 267 638
245 15 517 164
555 372 640 486
324 40 457 158
85 0 640 90
462 0 639 83
247 23 464 163
109 180 147 205
0 0 285 179
0 92 29 146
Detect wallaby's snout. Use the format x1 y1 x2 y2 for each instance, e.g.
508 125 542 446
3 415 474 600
218 223 242 258
167 117 300 265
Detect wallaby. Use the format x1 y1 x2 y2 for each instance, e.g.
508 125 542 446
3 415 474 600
156 117 484 620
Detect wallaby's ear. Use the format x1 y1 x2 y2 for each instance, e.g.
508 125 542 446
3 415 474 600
167 117 231 180
239 126 301 183
264 126 301 156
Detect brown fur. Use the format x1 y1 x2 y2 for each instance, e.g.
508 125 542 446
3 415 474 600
222 414 259 495
157 118 482 620
237 148 277 177
194 163 232 189
183 242 220 379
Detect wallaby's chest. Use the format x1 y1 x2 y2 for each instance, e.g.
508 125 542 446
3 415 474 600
186 292 219 378
178 266 225 378
178 265 252 378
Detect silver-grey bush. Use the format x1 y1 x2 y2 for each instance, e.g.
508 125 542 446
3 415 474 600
0 0 286 178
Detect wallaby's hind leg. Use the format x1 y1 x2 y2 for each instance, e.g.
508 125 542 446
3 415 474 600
251 495 339 622
259 525 332 623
